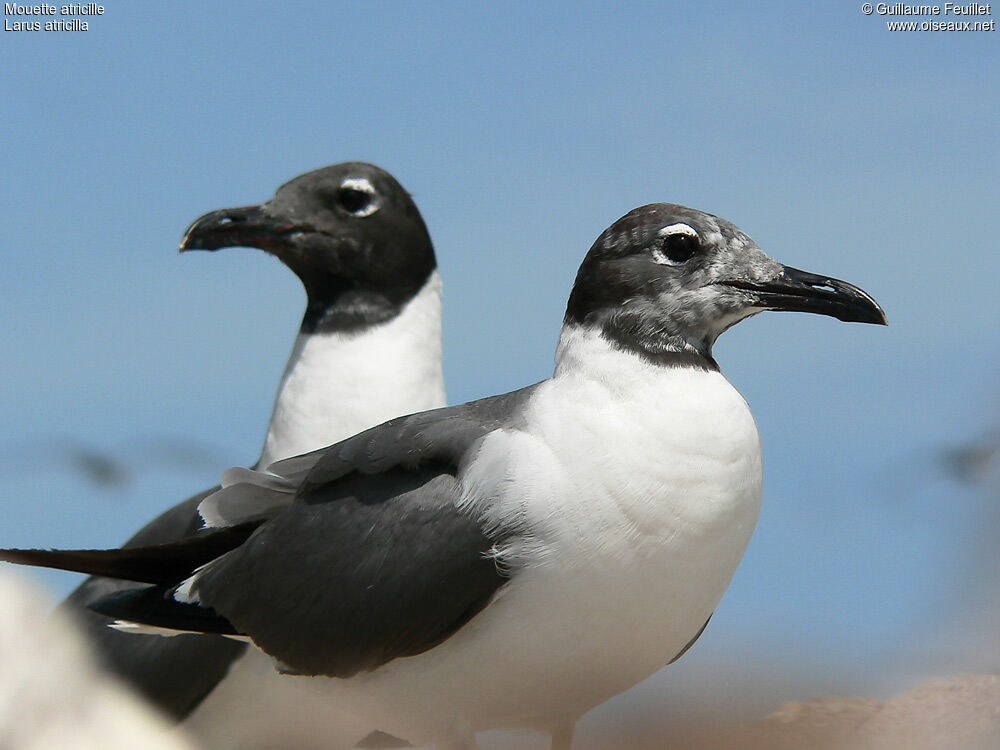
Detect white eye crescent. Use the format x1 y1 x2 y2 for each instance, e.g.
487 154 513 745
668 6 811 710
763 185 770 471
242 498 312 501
652 223 700 265
336 177 379 217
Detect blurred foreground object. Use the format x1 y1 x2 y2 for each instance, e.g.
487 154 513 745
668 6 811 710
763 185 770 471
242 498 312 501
0 569 195 750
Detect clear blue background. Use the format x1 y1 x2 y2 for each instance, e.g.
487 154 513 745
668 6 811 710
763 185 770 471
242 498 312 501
2 0 998 737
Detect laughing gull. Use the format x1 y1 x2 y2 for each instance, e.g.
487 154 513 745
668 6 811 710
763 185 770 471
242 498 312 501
59 162 446 722
3 203 886 750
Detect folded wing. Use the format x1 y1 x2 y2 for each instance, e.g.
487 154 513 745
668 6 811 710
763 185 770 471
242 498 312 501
2 386 542 679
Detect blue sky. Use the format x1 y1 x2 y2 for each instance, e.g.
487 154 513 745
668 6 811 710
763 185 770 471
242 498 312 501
2 0 998 725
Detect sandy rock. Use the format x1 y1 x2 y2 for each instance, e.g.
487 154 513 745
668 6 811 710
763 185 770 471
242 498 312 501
854 675 1000 749
710 674 1000 750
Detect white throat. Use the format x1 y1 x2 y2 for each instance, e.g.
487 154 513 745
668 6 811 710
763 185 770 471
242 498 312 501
258 272 446 466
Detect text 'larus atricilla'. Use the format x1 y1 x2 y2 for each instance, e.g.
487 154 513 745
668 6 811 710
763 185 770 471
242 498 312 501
4 203 885 749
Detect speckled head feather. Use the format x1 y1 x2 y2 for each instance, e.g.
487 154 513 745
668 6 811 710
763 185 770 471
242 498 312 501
566 203 886 366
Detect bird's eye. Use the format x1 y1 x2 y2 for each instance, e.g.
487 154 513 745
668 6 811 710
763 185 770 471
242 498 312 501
337 187 374 215
331 177 379 217
652 225 701 265
661 233 699 262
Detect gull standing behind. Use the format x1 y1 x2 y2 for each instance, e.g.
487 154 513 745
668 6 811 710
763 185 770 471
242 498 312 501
60 163 446 737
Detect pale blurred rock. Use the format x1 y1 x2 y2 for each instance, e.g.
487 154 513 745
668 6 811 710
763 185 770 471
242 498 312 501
854 675 1000 749
0 569 195 750
736 695 883 748
708 674 1000 750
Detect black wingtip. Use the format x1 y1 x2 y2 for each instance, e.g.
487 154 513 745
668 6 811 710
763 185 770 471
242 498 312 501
0 546 134 578
90 585 241 637
0 521 262 586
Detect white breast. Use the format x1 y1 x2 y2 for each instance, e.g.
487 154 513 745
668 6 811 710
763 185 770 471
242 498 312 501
528 325 764 571
258 272 446 466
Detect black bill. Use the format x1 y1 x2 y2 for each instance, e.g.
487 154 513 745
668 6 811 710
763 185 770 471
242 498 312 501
722 265 887 325
179 205 301 253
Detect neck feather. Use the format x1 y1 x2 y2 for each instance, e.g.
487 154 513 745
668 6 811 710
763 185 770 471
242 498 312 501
258 272 446 466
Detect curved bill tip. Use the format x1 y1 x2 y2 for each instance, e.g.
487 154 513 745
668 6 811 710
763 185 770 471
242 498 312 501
861 298 888 326
178 205 273 253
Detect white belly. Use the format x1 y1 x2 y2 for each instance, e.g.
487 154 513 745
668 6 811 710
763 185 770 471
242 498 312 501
319 365 763 741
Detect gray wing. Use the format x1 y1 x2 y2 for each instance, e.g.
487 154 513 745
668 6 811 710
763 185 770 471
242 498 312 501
60 488 247 720
117 386 543 678
194 465 506 677
200 384 541 528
